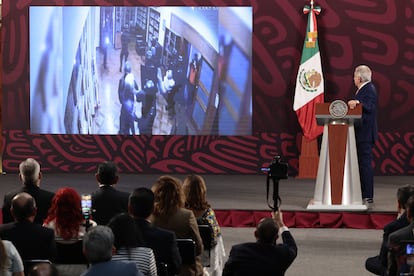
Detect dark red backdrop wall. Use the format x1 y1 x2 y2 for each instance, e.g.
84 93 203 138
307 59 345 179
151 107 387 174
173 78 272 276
1 0 414 174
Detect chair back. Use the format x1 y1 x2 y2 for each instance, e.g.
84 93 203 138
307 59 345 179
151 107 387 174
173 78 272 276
392 240 414 276
198 224 213 250
24 259 52 275
176 238 196 265
156 262 169 276
54 238 88 265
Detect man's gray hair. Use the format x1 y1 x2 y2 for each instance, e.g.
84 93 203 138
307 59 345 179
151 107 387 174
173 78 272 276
355 65 372 83
83 225 114 264
19 158 41 185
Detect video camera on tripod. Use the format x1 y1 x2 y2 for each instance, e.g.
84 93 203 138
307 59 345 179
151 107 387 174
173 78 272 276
262 156 288 211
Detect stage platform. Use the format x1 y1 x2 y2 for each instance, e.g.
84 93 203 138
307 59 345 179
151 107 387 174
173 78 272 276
1 173 412 229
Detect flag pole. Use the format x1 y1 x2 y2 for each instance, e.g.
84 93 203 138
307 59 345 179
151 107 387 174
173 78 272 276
296 0 323 179
297 135 319 179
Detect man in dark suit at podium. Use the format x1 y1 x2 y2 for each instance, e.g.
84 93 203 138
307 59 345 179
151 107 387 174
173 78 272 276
347 65 378 204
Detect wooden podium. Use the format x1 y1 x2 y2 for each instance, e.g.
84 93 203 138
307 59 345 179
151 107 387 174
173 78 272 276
307 101 367 210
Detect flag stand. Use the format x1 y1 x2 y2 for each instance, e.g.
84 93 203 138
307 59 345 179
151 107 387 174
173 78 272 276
297 135 319 179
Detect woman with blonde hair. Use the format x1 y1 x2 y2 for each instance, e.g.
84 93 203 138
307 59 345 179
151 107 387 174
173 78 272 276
151 175 203 276
182 174 226 276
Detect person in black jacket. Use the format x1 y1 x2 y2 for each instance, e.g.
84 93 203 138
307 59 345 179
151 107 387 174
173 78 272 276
91 161 129 225
129 187 182 276
119 26 129 73
2 158 54 224
223 210 297 276
0 192 56 265
365 184 414 275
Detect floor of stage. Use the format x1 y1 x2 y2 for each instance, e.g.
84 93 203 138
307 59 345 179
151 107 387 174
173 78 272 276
1 173 410 213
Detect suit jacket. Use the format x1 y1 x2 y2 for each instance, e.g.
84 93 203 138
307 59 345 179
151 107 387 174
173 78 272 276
353 81 378 144
223 231 297 276
81 260 142 276
134 217 182 276
0 221 56 261
152 208 204 276
387 221 414 275
2 185 54 224
378 212 409 267
91 185 129 225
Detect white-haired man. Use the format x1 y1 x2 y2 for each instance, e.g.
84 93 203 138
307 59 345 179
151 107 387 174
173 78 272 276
2 158 54 224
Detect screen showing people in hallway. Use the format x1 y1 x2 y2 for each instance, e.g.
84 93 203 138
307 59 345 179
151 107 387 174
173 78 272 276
29 6 252 135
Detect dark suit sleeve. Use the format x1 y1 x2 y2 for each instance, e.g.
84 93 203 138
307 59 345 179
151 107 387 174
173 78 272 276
280 230 298 264
222 246 237 276
379 216 408 266
46 229 57 262
356 83 377 114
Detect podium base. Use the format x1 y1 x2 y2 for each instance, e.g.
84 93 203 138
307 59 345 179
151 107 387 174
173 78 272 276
306 200 368 211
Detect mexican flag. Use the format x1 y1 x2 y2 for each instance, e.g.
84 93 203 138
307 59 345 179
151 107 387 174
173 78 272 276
293 2 324 141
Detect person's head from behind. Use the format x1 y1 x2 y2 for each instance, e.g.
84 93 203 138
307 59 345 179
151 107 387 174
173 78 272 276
405 196 414 222
83 225 114 264
108 213 142 249
11 192 37 222
255 217 279 245
96 161 119 186
124 72 135 88
182 174 210 211
152 175 184 217
129 187 154 219
124 61 132 75
19 158 42 186
44 187 83 240
397 184 414 212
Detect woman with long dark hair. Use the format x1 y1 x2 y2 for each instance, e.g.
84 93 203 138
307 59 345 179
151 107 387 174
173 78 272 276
108 213 157 276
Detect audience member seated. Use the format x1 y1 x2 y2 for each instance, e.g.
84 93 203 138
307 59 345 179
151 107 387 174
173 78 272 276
182 174 226 276
43 187 97 241
108 213 157 276
129 187 182 276
151 176 204 276
91 161 130 225
388 195 414 275
223 210 297 276
0 238 24 276
27 262 59 276
365 184 414 275
81 225 143 276
2 158 54 224
0 193 56 265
